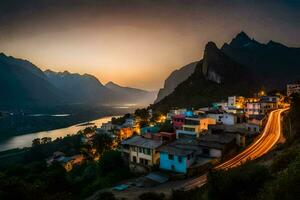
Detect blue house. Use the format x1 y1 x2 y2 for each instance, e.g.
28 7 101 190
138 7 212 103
158 139 197 173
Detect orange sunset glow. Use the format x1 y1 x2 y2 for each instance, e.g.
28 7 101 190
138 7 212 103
0 0 299 90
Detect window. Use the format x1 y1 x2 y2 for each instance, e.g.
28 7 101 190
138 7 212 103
147 149 151 155
184 127 195 132
168 154 174 160
144 159 149 166
178 156 182 163
171 165 175 171
203 148 209 155
132 156 137 163
140 158 149 165
139 147 142 153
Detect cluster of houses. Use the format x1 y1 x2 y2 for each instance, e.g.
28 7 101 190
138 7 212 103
44 83 297 174
119 94 284 175
100 117 138 141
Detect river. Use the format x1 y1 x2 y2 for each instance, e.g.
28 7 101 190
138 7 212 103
0 115 115 152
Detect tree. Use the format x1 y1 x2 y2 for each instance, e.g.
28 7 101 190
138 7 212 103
32 138 41 147
92 133 113 156
159 120 174 132
135 108 150 128
135 108 150 121
83 126 96 135
99 151 124 172
41 137 52 144
111 113 131 126
150 112 161 123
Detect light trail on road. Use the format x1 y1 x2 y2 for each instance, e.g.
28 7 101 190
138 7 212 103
183 108 288 190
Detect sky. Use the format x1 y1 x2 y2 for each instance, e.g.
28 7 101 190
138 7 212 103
0 0 299 90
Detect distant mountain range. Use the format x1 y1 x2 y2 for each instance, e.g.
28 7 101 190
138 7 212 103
0 53 156 108
44 70 111 104
0 53 63 107
105 81 157 106
221 31 300 88
152 31 300 112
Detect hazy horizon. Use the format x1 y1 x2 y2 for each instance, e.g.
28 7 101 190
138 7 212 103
0 0 299 90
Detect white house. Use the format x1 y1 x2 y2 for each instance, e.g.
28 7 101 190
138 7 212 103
206 112 237 125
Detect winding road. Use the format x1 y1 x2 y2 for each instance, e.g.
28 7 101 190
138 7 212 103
91 108 288 199
182 108 288 190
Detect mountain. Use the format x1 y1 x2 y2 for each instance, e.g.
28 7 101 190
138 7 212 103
154 62 197 103
221 31 300 88
0 52 156 108
151 42 258 112
44 70 111 104
0 53 63 107
105 81 157 106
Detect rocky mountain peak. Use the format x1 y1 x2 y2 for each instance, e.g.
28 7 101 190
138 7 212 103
229 31 253 48
105 81 118 87
204 42 218 53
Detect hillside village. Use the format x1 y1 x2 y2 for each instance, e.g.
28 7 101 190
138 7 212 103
86 84 298 181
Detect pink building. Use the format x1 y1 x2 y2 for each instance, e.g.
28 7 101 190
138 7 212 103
172 114 185 130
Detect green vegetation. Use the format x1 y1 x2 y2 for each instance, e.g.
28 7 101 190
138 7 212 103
0 124 134 199
111 113 131 125
139 192 165 200
134 108 151 128
0 150 132 199
158 120 174 133
207 163 270 200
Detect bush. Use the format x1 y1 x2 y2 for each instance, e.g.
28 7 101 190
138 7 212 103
96 191 116 200
270 147 299 173
171 188 207 200
259 154 300 200
207 162 270 200
139 192 165 200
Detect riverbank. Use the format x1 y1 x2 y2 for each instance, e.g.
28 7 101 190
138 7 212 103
0 104 135 147
0 115 121 152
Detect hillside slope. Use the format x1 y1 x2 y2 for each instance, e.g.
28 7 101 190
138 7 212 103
155 62 197 103
45 70 111 104
0 53 63 107
151 42 258 112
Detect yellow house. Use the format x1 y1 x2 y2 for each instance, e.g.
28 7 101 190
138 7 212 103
177 117 216 138
121 135 163 172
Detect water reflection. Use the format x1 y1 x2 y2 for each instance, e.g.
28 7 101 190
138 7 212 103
0 116 115 152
